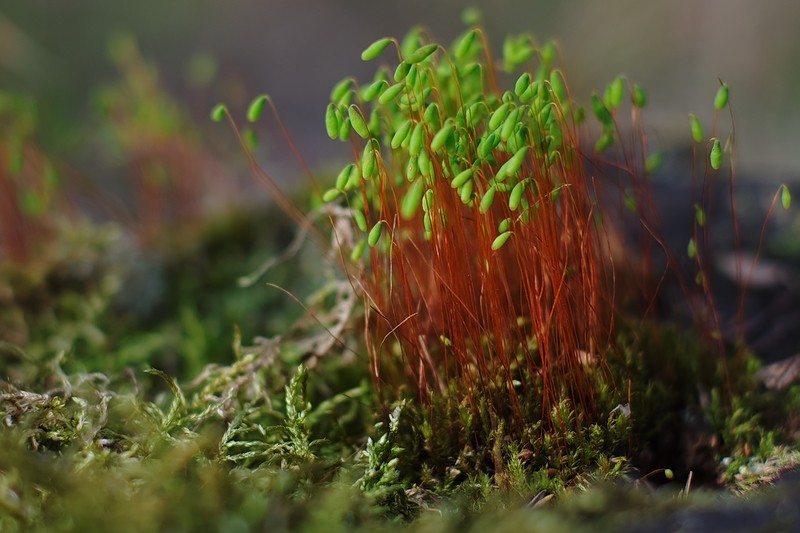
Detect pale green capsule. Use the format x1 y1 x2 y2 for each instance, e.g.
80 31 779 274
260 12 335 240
645 152 663 173
694 204 706 227
405 64 418 87
623 190 637 213
594 132 614 153
496 147 527 181
325 104 340 139
454 29 478 60
346 162 362 188
541 41 556 65
394 62 411 82
400 27 423 57
210 103 227 122
379 82 405 104
362 142 376 178
322 188 342 202
689 114 703 144
714 82 729 110
367 108 381 137
330 78 354 102
549 70 566 102
247 94 268 122
418 149 432 177
422 189 434 212
362 79 388 102
477 132 500 159
687 238 697 259
409 122 425 157
500 108 520 142
450 167 473 188
605 76 624 110
710 138 722 170
353 208 368 232
401 178 426 219
350 239 366 262
509 179 526 210
423 211 432 236
515 72 531 97
368 221 384 247
335 164 353 189
491 231 512 250
479 185 496 214
782 184 792 210
361 37 393 61
498 217 512 233
338 116 351 141
423 103 440 128
406 155 418 181
430 122 454 152
632 84 647 108
459 179 474 203
488 102 512 131
348 106 370 139
462 7 482 26
407 43 438 64
391 119 413 149
591 93 613 127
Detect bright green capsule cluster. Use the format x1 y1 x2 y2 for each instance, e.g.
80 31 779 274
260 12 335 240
321 21 638 257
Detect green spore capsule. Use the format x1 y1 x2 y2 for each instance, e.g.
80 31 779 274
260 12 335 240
782 184 792 210
348 105 370 139
591 93 613 127
632 84 647 107
400 26 423 57
247 94 268 122
515 72 531 97
450 167 473 188
353 208 368 232
362 142 377 178
407 43 438 64
594 132 614 153
338 116 351 141
496 146 528 181
459 179 474 204
694 204 706 227
477 132 500 159
401 178 426 219
509 179 526 210
500 108 520 142
350 239 366 262
423 102 440 128
714 82 729 110
379 82 405 104
431 121 454 152
394 62 412 82
687 238 697 259
605 76 624 109
330 78 354 102
210 103 227 122
488 102 512 131
479 185 497 214
406 155 418 181
335 164 353 189
710 138 722 170
423 211 432 236
368 221 384 247
492 231 512 251
361 37 393 61
549 70 567 102
362 79 388 102
409 122 425 157
422 188 434 212
498 217 512 233
325 104 341 139
391 119 413 149
322 188 342 202
689 114 703 144
454 29 478 60
645 152 663 173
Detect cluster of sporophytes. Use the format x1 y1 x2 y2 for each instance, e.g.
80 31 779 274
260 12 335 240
308 14 798 484
319 20 654 434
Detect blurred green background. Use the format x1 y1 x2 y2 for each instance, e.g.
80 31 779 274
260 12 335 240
4 0 800 177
